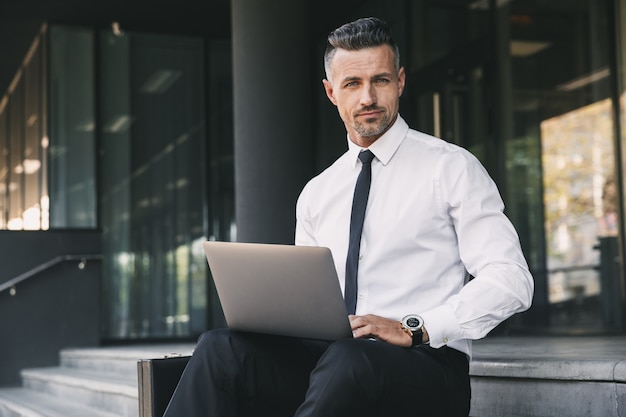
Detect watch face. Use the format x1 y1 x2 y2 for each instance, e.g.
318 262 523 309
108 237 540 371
402 314 423 330
406 317 421 328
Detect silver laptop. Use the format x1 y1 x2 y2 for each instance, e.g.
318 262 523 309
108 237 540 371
203 241 352 341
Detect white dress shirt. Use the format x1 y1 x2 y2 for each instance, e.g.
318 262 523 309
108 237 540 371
295 116 534 357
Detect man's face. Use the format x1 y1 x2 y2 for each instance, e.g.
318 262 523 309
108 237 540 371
323 44 405 147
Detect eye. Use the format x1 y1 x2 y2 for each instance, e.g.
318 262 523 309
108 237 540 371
344 81 359 88
374 78 390 84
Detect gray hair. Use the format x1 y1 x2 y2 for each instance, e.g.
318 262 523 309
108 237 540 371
324 17 400 81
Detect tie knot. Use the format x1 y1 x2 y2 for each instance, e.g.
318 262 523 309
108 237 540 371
358 150 375 165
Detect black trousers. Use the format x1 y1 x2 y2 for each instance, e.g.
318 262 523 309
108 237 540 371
163 329 470 417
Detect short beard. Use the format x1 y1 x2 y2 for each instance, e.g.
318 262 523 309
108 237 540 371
354 112 392 138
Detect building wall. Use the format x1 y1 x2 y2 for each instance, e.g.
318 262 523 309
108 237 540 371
0 231 101 386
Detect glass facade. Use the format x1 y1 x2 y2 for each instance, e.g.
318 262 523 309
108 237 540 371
0 26 48 230
0 25 98 230
49 26 97 228
513 1 620 331
2 0 626 340
400 0 623 333
99 30 210 339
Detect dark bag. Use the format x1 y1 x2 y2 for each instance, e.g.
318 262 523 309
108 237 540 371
137 354 191 417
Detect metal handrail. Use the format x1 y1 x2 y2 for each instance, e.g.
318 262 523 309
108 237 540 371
0 254 103 296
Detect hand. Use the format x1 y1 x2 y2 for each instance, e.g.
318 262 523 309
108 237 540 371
349 314 413 347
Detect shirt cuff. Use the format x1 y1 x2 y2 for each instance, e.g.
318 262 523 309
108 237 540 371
420 304 464 349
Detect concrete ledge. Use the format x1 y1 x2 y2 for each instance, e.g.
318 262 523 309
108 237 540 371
469 336 626 417
470 378 620 417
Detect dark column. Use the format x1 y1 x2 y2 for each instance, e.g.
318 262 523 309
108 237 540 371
231 0 313 244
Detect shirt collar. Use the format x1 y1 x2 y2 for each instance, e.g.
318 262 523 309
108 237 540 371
346 115 409 168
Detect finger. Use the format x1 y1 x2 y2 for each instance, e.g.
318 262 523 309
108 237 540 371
351 323 366 337
349 315 368 329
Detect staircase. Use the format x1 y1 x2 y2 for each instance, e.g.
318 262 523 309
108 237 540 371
0 344 195 417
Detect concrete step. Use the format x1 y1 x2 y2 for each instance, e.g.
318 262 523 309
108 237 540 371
20 367 137 417
0 344 195 417
0 387 119 417
60 344 195 379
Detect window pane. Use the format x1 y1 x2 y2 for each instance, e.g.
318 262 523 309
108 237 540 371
100 30 208 339
0 98 7 228
507 0 620 330
404 1 624 333
23 37 44 230
0 27 48 230
49 26 96 228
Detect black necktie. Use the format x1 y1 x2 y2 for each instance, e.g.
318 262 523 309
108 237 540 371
344 149 375 314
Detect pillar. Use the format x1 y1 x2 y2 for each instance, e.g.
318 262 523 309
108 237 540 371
231 0 313 244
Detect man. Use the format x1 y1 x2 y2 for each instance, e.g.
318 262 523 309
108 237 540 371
164 17 533 417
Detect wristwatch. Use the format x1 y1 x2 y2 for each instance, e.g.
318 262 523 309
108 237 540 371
400 314 424 346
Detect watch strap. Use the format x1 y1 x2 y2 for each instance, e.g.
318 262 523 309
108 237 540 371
411 328 424 346
400 324 424 346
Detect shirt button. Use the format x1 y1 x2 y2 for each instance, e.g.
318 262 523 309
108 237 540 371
358 294 364 299
358 255 363 260
442 337 449 344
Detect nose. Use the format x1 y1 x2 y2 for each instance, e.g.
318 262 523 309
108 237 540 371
360 83 376 106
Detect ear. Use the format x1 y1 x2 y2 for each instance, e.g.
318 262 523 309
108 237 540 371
322 79 337 106
398 67 406 97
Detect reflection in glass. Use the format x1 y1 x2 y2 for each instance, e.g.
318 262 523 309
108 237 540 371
0 26 50 231
49 26 97 228
100 30 208 339
541 99 615 325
